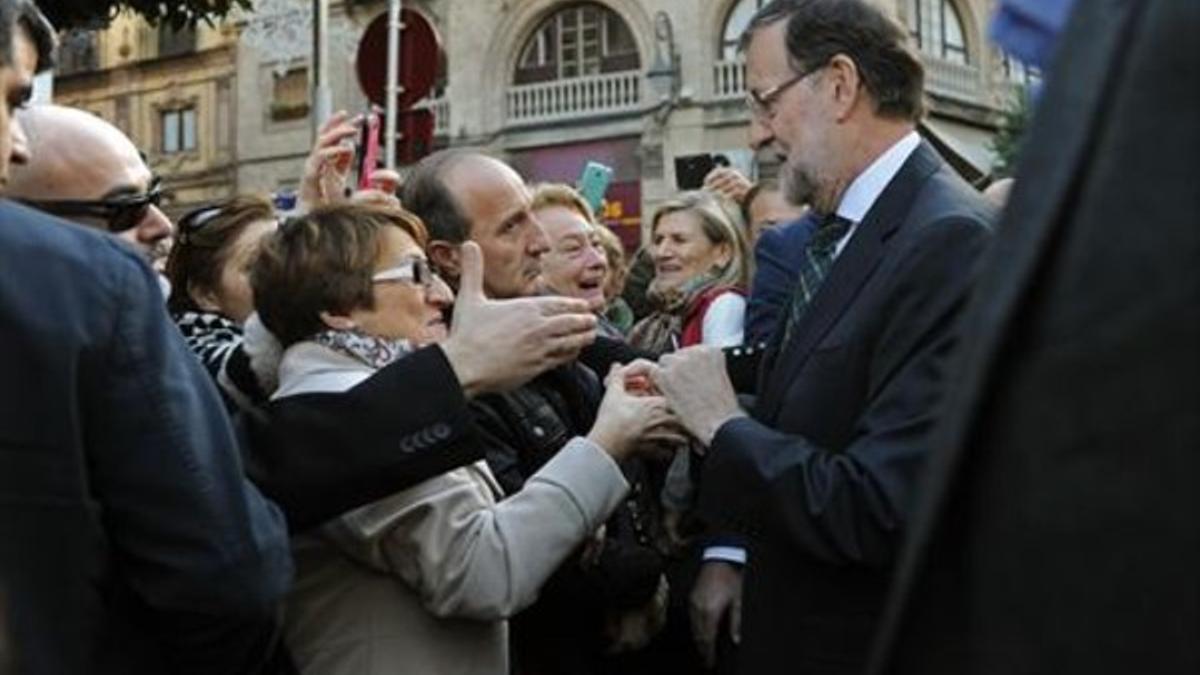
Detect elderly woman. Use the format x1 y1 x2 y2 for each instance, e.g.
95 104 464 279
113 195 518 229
249 203 671 675
531 182 627 339
165 194 278 410
628 191 750 353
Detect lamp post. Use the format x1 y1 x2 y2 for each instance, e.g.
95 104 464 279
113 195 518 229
385 0 402 170
311 0 332 140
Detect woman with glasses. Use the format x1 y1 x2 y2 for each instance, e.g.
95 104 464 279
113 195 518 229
248 203 673 675
164 195 278 411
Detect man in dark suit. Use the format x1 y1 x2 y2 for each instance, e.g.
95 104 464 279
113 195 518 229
644 2 994 673
1 6 293 674
869 1 1199 673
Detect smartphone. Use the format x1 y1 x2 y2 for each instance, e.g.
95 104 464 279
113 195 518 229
356 110 381 190
577 161 614 214
675 153 731 191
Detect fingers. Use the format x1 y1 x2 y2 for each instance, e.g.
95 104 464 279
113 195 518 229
689 597 719 668
369 168 402 194
457 241 485 304
349 189 401 208
730 593 743 646
520 294 593 318
315 112 360 151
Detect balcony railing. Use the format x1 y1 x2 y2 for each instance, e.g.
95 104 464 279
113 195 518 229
506 71 642 125
923 58 984 104
416 96 451 136
713 59 747 100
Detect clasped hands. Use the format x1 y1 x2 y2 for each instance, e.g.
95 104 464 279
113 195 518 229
625 345 746 449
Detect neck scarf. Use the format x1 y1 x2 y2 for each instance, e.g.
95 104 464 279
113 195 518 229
311 329 414 370
628 270 725 355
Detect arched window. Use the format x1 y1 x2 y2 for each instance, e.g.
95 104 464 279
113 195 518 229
906 0 969 65
719 0 768 60
515 3 640 85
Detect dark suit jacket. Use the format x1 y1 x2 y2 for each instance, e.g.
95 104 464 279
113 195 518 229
745 213 819 346
869 1 1200 673
696 142 994 675
247 345 486 532
0 203 292 674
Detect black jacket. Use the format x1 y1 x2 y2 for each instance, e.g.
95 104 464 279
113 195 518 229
0 203 291 674
869 1 1200 672
473 364 664 673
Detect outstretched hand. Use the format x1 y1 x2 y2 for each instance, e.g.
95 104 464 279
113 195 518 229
440 242 598 397
587 364 677 461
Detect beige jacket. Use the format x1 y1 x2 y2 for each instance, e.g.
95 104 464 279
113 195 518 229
275 343 629 675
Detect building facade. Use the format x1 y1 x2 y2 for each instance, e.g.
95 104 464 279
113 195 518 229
52 14 240 219
53 0 1031 244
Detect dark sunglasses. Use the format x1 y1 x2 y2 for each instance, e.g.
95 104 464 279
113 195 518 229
18 177 164 233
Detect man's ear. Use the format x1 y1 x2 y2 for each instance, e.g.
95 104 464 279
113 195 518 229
188 283 223 314
826 53 863 123
317 310 357 332
427 240 462 285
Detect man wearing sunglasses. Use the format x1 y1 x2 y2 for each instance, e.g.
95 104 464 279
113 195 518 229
1 4 293 674
6 103 174 267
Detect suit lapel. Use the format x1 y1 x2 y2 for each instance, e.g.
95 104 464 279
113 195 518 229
757 143 942 423
867 1 1149 670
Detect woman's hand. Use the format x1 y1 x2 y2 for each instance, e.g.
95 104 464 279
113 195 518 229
299 110 361 210
587 364 677 461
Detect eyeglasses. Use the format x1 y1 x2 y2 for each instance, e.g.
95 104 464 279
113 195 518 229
746 62 828 121
18 177 164 233
372 257 435 288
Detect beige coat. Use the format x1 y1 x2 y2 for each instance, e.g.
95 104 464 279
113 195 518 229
275 343 629 675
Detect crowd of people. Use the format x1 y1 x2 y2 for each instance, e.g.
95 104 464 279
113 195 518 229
1 0 1195 674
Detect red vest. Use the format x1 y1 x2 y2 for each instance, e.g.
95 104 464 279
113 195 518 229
679 285 744 348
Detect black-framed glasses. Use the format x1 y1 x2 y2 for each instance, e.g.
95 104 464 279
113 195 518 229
746 62 828 121
18 177 164 233
372 256 435 289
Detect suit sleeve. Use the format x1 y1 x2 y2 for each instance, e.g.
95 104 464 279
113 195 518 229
325 438 629 620
698 217 990 568
86 251 292 675
249 345 485 532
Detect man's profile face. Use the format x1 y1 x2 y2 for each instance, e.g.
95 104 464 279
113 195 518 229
9 107 175 263
447 157 549 299
745 20 832 208
0 26 37 189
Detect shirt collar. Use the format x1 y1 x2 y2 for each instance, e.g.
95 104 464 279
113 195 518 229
835 130 921 224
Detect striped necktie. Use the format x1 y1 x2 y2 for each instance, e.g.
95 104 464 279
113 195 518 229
780 213 854 350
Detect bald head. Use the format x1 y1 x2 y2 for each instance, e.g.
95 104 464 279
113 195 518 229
10 105 144 200
9 105 173 259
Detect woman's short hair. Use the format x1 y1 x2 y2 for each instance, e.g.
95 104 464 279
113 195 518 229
252 203 428 347
530 183 596 224
651 191 751 289
165 194 276 315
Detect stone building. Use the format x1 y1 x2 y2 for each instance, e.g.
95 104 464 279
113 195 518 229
52 14 240 219
238 0 1030 248
52 0 1033 244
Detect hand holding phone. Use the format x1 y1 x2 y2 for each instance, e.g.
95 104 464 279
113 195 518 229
675 153 731 191
356 110 381 190
578 161 614 214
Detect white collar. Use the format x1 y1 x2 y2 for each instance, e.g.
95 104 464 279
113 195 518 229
272 342 374 399
835 130 921 224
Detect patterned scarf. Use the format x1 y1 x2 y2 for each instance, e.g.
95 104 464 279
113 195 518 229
311 329 414 370
627 271 724 355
